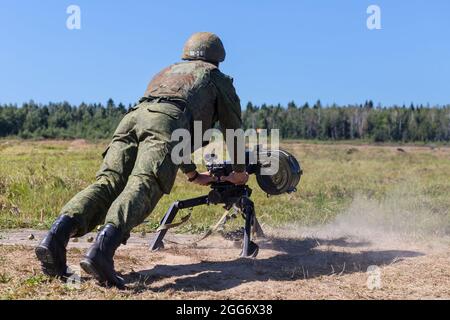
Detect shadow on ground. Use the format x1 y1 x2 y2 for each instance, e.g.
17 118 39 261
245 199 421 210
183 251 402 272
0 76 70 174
122 236 423 293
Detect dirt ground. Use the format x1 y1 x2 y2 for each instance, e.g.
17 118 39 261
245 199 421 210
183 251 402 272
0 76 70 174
0 228 449 300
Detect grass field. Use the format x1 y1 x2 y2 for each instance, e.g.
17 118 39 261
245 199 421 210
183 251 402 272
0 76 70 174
0 139 449 300
0 139 449 238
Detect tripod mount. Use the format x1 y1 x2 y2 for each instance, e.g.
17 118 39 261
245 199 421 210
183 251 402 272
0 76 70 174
149 181 261 258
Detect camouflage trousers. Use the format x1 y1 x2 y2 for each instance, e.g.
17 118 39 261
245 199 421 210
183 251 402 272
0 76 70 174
60 101 188 241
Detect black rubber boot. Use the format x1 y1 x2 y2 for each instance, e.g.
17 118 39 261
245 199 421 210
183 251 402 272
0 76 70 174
35 215 78 278
80 224 124 288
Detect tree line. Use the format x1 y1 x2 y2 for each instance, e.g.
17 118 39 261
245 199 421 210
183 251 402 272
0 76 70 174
243 101 450 142
0 99 449 142
0 99 128 140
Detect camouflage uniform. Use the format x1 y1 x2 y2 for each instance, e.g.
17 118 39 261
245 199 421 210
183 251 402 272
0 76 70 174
60 60 244 241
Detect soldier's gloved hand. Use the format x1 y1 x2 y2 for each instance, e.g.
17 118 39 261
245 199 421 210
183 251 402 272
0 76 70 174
221 171 249 185
186 171 216 186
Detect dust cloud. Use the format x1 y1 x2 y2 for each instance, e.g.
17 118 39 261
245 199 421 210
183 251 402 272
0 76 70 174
273 185 450 252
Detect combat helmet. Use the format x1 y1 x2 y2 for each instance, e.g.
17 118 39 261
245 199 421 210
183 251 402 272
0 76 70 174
182 32 226 64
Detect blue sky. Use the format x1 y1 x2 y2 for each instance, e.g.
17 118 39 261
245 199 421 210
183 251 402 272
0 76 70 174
0 0 449 107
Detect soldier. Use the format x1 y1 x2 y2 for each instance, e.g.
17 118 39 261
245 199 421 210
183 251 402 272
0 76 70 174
35 32 249 288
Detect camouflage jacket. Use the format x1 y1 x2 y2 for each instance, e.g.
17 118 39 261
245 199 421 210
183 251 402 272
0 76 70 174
144 60 245 173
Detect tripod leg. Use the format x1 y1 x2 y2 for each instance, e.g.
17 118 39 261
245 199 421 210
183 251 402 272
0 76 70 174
239 197 259 258
253 216 266 239
149 202 179 251
213 210 230 232
149 195 209 252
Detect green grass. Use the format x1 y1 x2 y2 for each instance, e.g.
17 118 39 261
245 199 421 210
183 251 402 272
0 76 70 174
0 139 449 236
